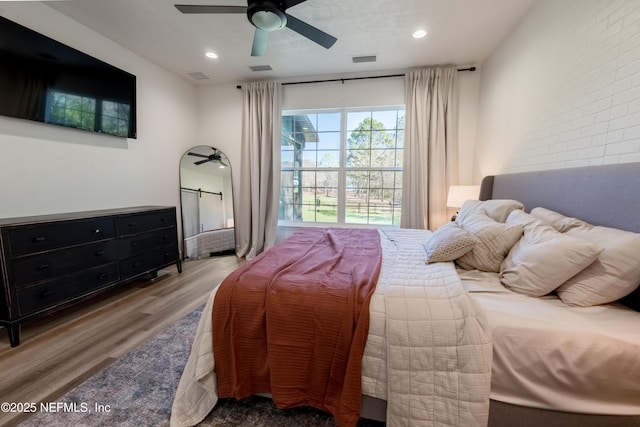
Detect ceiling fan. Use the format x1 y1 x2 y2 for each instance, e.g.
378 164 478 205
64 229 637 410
188 148 229 167
175 0 337 56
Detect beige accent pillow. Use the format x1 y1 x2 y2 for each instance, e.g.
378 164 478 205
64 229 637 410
423 222 478 264
500 211 603 297
456 199 524 224
529 207 584 232
556 221 640 306
456 211 524 272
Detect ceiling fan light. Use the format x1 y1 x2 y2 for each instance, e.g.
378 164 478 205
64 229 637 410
250 9 286 31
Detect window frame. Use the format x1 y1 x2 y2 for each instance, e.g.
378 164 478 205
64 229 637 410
279 106 404 227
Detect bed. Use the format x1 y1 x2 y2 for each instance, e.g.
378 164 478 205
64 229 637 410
183 227 236 259
171 163 640 427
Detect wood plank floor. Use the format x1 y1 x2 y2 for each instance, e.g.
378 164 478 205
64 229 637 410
0 255 243 426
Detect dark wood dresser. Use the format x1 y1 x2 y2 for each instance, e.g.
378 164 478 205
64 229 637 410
0 206 182 347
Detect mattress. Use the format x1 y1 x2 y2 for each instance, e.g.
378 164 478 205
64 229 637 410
459 269 640 415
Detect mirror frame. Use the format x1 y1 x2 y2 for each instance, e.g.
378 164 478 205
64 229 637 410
179 145 235 261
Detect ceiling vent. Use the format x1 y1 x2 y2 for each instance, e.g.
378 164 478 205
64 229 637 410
352 55 377 63
249 64 273 72
187 71 210 80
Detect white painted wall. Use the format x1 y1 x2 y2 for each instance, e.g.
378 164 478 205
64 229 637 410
474 0 640 181
0 3 198 219
195 83 244 217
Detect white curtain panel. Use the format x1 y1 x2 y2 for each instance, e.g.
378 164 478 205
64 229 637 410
236 82 282 259
401 67 459 230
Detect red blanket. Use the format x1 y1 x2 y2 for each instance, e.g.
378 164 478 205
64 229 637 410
213 228 382 427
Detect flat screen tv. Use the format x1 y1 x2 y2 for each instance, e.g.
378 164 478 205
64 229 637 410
0 16 136 138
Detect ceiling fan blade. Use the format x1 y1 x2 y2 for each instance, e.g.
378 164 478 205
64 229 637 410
285 13 337 49
219 160 229 167
284 0 307 8
188 152 210 158
175 5 247 14
194 159 212 165
251 28 269 57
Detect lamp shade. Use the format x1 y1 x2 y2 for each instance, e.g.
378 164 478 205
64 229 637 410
447 185 480 208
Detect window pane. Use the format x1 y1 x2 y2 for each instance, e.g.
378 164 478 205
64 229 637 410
345 192 369 224
347 129 370 150
347 111 371 131
346 149 370 167
317 131 341 150
302 149 317 167
372 110 398 130
317 150 340 167
371 149 396 167
298 171 338 223
372 130 395 149
397 111 406 129
316 113 340 132
393 189 403 225
281 149 295 167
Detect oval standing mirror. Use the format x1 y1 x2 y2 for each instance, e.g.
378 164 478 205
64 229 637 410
179 146 235 261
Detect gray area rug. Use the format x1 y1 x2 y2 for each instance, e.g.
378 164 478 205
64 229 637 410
20 307 385 427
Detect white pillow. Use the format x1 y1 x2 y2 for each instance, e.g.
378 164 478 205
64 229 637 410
455 211 524 272
423 222 478 263
500 211 603 297
456 199 524 224
529 207 584 232
556 221 640 306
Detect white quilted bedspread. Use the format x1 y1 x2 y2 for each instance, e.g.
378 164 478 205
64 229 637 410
170 228 492 427
362 228 492 426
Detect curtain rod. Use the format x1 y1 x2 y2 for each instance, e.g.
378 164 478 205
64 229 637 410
236 66 476 89
282 67 476 86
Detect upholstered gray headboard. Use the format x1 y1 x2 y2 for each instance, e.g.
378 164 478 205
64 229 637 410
478 162 640 310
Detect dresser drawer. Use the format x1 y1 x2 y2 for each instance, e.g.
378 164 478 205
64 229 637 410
117 229 176 258
7 217 115 257
16 262 119 316
119 243 178 279
115 209 176 236
12 240 118 288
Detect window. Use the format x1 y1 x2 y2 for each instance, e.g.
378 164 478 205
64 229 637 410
280 107 405 226
47 90 131 137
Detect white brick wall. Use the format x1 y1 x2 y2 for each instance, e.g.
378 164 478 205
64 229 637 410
474 0 640 180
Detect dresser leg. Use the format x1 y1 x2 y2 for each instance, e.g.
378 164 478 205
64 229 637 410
8 323 21 347
177 259 183 273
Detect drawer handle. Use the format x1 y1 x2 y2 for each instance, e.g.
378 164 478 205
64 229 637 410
95 250 105 256
160 217 166 222
38 264 50 271
92 228 102 234
128 222 137 227
41 290 54 297
131 242 139 247
33 236 46 243
162 235 168 241
132 262 141 267
97 272 109 280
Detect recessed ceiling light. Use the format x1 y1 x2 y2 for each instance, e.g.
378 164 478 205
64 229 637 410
413 29 427 39
205 51 218 59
